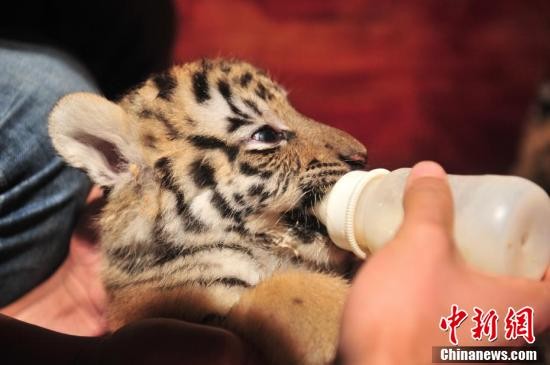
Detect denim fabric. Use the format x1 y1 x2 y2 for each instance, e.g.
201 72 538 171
0 40 97 306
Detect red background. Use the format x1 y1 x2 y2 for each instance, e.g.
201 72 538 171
173 0 550 173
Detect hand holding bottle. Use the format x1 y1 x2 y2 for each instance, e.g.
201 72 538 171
315 163 550 279
339 162 550 365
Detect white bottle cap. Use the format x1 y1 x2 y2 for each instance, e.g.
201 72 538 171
323 168 390 259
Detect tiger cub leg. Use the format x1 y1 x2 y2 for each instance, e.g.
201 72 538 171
106 284 239 331
227 271 349 365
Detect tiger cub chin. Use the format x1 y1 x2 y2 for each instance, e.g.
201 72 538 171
49 58 367 365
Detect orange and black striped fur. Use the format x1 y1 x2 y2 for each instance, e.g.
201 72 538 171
49 59 367 365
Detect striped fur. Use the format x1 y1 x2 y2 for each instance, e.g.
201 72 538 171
49 59 367 364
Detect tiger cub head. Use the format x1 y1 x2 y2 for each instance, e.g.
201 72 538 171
49 59 366 274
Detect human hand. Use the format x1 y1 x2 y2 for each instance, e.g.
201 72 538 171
98 318 259 364
1 185 107 335
339 161 550 364
1 314 259 365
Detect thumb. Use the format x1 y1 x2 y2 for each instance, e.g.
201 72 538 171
397 161 454 245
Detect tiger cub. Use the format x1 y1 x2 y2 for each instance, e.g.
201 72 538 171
49 58 367 365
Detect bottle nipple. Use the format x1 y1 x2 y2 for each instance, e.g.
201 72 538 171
314 169 389 259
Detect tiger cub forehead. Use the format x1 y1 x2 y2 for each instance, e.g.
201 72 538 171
119 59 290 151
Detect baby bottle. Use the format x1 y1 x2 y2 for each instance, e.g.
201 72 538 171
313 168 550 279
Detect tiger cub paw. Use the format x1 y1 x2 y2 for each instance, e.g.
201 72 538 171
227 270 349 365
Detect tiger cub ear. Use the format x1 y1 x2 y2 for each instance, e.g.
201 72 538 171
48 92 143 187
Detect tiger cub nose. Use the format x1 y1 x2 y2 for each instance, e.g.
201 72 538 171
340 153 367 170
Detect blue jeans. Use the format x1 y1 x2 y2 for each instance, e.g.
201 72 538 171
0 41 97 306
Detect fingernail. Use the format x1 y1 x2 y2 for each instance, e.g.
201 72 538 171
408 161 447 184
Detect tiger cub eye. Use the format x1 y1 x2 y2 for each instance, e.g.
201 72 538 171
252 125 283 143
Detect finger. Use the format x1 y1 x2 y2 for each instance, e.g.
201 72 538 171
531 282 550 333
516 282 550 334
543 265 550 282
398 161 454 242
467 272 550 335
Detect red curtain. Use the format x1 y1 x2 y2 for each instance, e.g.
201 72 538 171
174 0 550 173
